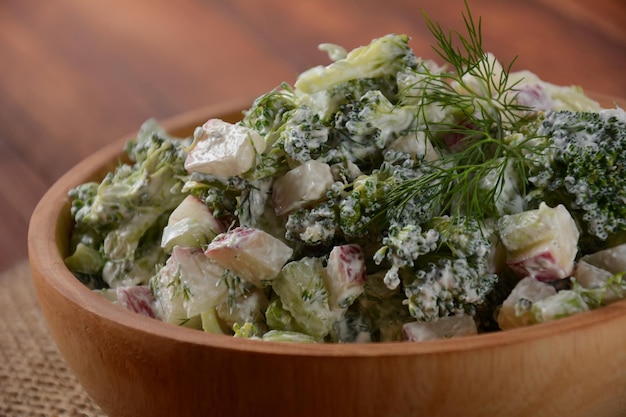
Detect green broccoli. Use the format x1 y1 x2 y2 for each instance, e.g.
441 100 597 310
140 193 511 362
335 149 444 242
279 105 330 163
356 271 414 342
528 108 626 250
182 171 247 220
343 90 417 150
240 85 297 138
330 94 419 168
285 202 338 246
66 120 191 288
381 216 499 321
298 75 399 122
337 173 388 239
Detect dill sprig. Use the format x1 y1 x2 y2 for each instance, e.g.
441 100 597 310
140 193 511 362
420 0 528 125
383 1 540 226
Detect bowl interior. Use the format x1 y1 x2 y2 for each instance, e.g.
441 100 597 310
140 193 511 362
28 94 626 357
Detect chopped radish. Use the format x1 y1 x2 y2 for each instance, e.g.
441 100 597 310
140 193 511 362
272 159 334 215
116 286 158 318
497 276 557 330
388 132 439 162
574 260 620 304
498 203 579 281
161 195 223 252
324 244 366 312
515 83 555 111
574 243 626 304
507 252 571 282
152 246 228 324
205 227 293 287
150 255 187 324
185 119 266 178
579 243 626 275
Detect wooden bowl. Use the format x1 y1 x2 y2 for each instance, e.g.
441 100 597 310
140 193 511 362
28 97 626 417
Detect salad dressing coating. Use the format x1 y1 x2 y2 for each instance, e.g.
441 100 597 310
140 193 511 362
65 19 626 343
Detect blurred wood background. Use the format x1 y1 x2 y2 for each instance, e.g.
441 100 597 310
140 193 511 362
1 0 624 272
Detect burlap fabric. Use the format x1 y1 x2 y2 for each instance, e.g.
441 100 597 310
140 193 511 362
0 261 106 417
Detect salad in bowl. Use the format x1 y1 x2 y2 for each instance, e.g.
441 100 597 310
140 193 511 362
63 12 626 345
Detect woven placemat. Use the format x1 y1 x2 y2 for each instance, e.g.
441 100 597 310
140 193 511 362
0 261 106 417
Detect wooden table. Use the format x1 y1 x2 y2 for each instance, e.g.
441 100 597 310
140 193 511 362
1 0 624 273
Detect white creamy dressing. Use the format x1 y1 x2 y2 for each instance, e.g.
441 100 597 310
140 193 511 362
75 33 626 343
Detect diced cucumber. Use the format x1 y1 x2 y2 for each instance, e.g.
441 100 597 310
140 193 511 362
272 257 334 340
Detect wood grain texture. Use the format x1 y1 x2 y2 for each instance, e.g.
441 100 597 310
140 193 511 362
3 0 626 272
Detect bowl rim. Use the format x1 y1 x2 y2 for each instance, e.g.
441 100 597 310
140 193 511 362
28 95 626 358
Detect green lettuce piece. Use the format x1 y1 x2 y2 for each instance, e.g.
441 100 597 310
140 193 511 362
294 34 415 94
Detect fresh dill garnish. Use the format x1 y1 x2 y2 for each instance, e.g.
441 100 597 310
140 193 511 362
382 1 542 226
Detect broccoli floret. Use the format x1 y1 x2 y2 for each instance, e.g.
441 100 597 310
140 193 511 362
254 79 404 167
182 171 247 221
299 75 399 122
242 37 418 173
331 92 418 167
344 90 417 149
66 120 191 287
394 217 498 321
338 173 389 239
327 268 413 344
241 85 297 139
232 322 263 339
279 105 330 162
72 121 189 233
332 102 382 166
285 202 338 246
528 108 626 248
373 223 440 290
336 150 443 241
376 150 447 228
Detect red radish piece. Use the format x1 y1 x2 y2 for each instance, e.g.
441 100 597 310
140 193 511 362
116 286 158 318
205 227 293 287
185 119 266 178
324 244 367 311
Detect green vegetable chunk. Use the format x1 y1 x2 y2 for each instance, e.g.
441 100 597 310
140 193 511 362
528 109 626 249
66 120 191 288
294 34 416 94
271 258 335 340
63 3 626 343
